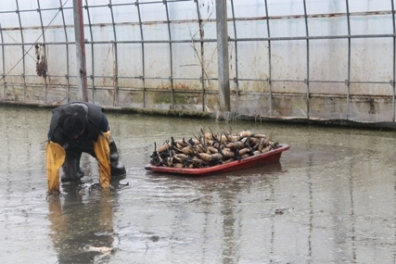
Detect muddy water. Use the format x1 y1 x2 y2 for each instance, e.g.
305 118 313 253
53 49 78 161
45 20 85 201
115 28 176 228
1 106 396 264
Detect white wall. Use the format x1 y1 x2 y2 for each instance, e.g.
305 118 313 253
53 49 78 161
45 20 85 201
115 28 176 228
0 0 395 123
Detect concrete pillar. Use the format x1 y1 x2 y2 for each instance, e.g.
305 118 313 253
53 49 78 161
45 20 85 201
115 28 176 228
216 0 230 114
73 0 88 102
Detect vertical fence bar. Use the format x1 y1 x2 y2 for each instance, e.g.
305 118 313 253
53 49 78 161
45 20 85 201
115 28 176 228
73 0 88 102
59 0 71 103
391 0 395 122
346 0 351 120
135 1 146 108
163 0 174 109
37 0 49 103
216 0 230 112
15 0 27 102
109 0 118 106
0 24 5 99
195 0 205 112
303 0 310 119
264 0 272 116
230 0 239 111
84 0 95 103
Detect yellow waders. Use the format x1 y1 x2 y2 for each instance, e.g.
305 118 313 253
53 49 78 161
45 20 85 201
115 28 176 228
46 131 112 193
46 141 66 194
93 131 112 189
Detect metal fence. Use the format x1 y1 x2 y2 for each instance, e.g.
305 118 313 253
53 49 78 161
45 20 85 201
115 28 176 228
1 0 396 124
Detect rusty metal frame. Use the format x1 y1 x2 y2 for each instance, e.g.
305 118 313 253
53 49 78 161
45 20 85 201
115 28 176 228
346 0 351 120
0 23 5 99
59 0 71 103
36 0 49 103
108 0 119 106
264 0 272 116
163 0 174 109
84 0 95 102
230 0 239 108
136 0 146 108
15 0 27 102
392 0 396 122
303 0 310 119
194 0 205 112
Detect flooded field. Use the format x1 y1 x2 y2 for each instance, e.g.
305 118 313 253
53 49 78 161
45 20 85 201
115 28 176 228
1 105 396 264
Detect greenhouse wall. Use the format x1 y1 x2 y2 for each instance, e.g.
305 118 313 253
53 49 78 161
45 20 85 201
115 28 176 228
0 0 395 124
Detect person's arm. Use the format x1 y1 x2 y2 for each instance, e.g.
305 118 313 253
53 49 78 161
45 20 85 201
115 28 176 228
99 113 109 132
46 141 66 194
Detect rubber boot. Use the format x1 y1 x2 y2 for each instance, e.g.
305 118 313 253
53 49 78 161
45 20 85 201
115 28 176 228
61 151 84 182
109 137 126 178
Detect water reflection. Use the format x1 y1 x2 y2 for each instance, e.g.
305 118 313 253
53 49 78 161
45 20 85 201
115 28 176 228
48 184 116 263
213 163 283 264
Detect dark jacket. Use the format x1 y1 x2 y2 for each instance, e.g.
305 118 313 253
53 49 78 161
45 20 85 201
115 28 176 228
48 102 108 152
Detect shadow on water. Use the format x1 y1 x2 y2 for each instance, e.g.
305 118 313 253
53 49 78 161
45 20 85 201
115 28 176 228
213 163 284 264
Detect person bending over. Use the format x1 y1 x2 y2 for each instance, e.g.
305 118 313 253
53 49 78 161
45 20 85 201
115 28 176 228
46 102 126 194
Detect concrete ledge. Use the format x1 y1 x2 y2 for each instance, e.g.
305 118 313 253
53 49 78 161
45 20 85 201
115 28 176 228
1 100 395 130
236 114 396 130
0 100 213 119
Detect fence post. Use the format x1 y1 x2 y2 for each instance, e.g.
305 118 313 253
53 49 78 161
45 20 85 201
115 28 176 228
216 0 230 117
73 0 88 102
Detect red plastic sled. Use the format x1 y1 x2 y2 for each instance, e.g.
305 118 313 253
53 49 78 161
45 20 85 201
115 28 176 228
145 144 290 176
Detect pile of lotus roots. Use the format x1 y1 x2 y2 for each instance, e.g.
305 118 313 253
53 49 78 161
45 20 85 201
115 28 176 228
150 128 280 168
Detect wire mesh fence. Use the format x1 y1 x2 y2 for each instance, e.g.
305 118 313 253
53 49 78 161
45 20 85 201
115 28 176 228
0 0 395 124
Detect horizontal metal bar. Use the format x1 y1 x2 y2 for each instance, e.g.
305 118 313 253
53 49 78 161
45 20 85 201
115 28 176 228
3 82 393 98
0 9 393 30
2 73 392 87
0 39 217 46
0 7 73 14
6 83 391 99
0 5 390 19
116 87 203 92
238 78 392 85
231 33 396 42
0 0 192 14
1 33 394 48
84 0 191 9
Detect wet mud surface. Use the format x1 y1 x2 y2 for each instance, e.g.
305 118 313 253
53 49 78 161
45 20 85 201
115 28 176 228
1 106 396 263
